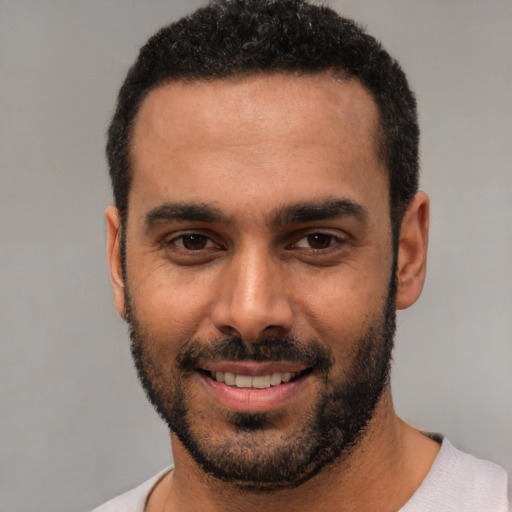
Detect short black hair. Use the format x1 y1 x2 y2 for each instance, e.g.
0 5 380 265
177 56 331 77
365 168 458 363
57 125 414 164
107 0 419 234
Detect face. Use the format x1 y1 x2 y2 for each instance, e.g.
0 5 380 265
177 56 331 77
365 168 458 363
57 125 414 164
107 74 423 489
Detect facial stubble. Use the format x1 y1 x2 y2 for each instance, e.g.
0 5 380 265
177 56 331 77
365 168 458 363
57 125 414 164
125 271 397 490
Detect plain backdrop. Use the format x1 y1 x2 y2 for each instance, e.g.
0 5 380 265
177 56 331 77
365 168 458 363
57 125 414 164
0 1 511 511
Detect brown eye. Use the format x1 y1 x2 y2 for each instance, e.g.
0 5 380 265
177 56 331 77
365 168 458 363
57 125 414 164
306 233 334 249
180 234 209 250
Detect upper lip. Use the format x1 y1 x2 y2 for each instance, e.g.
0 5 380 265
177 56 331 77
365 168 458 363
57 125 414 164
199 360 308 376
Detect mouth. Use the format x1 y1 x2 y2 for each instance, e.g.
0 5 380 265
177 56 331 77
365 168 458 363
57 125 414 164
196 362 314 412
200 368 312 389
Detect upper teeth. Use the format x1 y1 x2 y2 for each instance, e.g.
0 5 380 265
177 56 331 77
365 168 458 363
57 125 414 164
212 371 298 389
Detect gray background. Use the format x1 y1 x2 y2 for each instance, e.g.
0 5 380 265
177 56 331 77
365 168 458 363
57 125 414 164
1 1 510 511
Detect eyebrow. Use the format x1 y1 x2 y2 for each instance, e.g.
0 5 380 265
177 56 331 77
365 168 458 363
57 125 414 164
144 198 367 232
145 202 228 231
271 199 367 226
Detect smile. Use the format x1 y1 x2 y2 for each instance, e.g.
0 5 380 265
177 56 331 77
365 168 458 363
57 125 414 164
198 363 313 412
208 370 307 389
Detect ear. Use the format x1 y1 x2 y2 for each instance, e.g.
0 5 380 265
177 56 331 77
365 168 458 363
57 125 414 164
395 191 430 310
106 205 126 319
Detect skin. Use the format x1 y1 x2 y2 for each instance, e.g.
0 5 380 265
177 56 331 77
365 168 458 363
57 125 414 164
106 73 436 511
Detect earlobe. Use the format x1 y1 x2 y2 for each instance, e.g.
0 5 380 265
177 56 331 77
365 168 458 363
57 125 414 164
395 191 430 310
106 205 127 319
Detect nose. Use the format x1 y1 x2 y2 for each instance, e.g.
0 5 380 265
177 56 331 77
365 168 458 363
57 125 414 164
211 246 293 341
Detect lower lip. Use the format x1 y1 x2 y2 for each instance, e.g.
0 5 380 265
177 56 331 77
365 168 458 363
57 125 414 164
200 372 310 413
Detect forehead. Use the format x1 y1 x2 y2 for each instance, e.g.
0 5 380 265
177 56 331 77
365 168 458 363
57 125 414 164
133 73 380 154
129 73 387 221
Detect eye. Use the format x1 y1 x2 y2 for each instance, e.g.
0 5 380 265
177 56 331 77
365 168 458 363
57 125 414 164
159 231 225 266
171 233 218 251
293 233 341 250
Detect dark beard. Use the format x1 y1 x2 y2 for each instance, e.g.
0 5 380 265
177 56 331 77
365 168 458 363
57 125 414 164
126 275 396 490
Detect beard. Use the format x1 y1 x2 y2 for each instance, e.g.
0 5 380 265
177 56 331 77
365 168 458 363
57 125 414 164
125 273 397 491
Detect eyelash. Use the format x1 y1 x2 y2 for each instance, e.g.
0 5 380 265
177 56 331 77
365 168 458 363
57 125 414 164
166 233 222 251
164 231 346 253
290 232 346 251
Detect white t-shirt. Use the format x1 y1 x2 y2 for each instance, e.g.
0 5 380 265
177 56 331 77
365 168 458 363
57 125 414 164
90 438 510 511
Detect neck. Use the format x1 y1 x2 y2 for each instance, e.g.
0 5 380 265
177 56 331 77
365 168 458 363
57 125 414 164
148 389 440 512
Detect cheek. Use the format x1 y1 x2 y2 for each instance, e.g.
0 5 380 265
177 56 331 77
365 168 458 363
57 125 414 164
292 263 391 352
128 262 220 344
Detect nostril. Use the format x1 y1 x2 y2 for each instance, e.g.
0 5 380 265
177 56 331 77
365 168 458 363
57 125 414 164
262 324 291 337
216 324 240 337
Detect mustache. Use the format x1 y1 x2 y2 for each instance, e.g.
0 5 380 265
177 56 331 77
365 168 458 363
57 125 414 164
176 335 334 374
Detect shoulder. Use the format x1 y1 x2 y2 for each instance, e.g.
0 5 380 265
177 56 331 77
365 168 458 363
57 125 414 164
89 467 172 512
401 437 509 512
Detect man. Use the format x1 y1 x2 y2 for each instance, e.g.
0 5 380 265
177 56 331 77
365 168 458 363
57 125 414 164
94 0 510 510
